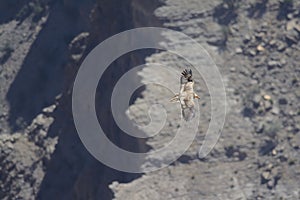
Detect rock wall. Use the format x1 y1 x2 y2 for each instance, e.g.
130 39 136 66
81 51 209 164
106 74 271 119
111 0 300 199
1 0 162 199
0 0 299 200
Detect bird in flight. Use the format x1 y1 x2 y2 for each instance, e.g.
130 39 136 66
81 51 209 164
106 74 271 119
170 69 200 121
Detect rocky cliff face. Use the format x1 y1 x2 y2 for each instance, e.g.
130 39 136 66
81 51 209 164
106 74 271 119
0 0 299 200
37 1 161 199
1 0 161 199
0 0 95 199
111 0 300 199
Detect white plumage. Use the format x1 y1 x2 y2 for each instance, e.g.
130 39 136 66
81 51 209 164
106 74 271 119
170 69 200 121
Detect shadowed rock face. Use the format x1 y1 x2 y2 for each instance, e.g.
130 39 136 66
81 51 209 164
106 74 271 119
0 0 30 24
6 0 94 131
1 0 300 199
1 0 161 199
37 1 161 199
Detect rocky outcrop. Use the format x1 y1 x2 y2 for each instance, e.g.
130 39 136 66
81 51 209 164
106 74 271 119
0 104 57 200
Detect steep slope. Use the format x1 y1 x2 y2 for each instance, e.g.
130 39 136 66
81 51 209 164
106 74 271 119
111 0 300 199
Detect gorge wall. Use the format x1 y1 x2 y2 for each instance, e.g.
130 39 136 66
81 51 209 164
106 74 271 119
0 0 299 200
0 0 162 199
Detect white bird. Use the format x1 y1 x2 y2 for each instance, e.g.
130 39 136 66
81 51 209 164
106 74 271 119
170 69 200 121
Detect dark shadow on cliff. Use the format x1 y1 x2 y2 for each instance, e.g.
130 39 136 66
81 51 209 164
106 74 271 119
0 0 30 24
37 0 163 198
207 25 231 53
213 1 238 25
38 108 142 200
6 0 93 131
277 0 294 20
247 0 268 19
95 50 154 153
37 50 153 200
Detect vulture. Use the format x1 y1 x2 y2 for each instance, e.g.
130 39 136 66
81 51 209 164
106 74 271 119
170 69 200 121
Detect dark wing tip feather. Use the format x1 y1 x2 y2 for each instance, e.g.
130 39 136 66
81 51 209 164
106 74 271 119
181 69 192 78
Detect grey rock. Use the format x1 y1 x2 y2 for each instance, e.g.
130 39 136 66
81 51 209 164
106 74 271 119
249 49 257 56
256 122 265 134
264 100 272 110
286 19 300 32
267 179 274 189
279 58 286 66
277 42 286 51
69 32 89 62
287 13 293 20
268 60 280 68
255 32 265 40
285 29 299 44
235 47 243 54
253 94 261 105
243 34 251 43
42 104 56 114
269 39 277 46
262 171 271 181
271 106 280 115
